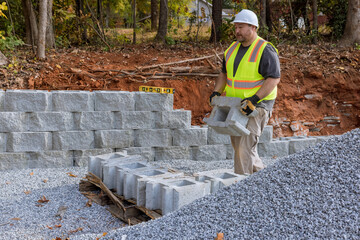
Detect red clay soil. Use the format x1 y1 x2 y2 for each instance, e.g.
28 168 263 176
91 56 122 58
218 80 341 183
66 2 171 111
1 43 359 138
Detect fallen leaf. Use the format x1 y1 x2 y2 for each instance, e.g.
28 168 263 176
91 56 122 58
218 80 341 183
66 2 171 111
66 172 77 177
5 181 10 184
29 172 34 176
86 199 92 207
38 195 50 204
55 224 62 228
47 225 53 229
69 227 83 233
56 64 61 69
43 179 48 183
36 204 44 207
10 218 21 221
24 190 31 195
102 232 107 236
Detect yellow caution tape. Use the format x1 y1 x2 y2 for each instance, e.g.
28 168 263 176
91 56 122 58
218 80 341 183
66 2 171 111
139 85 175 94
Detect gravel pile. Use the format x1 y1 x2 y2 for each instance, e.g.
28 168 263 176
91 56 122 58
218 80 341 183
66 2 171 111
77 128 359 240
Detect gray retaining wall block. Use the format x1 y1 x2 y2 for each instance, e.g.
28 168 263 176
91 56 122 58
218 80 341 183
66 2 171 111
88 152 129 178
0 152 28 170
123 168 171 200
257 140 290 158
118 147 154 162
135 129 172 147
73 148 114 167
95 130 133 148
7 132 52 152
28 151 73 168
289 137 318 154
195 169 247 193
27 112 73 131
226 144 234 159
103 157 147 190
0 112 26 132
172 128 207 147
0 89 4 111
155 110 191 129
52 91 94 112
154 146 190 161
75 111 113 130
53 131 94 150
4 90 51 112
135 92 173 111
0 133 6 152
114 111 154 129
259 125 273 143
204 96 255 136
207 127 231 145
190 145 227 161
94 91 135 111
161 178 211 215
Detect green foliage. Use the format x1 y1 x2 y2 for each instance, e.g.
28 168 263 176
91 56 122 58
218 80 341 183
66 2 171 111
318 0 348 39
355 43 360 51
0 25 23 51
165 36 176 45
220 17 235 42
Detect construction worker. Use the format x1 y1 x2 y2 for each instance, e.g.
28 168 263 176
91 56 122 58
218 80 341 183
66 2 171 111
209 9 280 175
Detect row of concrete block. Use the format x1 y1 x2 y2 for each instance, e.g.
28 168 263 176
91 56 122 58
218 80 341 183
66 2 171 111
0 134 331 170
88 152 247 215
0 125 274 152
0 90 174 112
0 110 191 132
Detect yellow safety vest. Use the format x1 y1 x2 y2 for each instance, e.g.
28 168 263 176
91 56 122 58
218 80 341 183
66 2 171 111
224 36 277 101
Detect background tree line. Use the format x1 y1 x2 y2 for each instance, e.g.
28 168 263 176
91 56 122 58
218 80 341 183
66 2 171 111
0 0 359 60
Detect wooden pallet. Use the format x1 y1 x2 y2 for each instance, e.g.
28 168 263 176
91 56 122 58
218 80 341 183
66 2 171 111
79 172 162 225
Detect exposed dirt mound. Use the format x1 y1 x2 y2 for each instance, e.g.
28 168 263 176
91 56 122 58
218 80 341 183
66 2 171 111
1 43 359 137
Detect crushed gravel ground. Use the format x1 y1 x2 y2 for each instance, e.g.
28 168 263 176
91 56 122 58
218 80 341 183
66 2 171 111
1 129 359 239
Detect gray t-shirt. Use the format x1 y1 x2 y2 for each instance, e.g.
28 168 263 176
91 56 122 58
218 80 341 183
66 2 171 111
222 42 280 111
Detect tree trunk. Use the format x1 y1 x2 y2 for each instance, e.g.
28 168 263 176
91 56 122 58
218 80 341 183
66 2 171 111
46 0 55 49
260 0 266 28
266 0 272 32
75 0 88 43
154 0 168 42
21 0 32 44
151 0 159 31
105 2 110 28
209 0 222 43
340 0 360 46
24 0 38 49
132 0 136 43
312 0 318 44
37 0 48 59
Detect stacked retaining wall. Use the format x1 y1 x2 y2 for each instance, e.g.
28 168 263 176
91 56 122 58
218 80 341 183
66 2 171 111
0 90 330 170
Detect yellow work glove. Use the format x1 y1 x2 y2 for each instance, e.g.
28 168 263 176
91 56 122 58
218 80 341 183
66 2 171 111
241 94 260 116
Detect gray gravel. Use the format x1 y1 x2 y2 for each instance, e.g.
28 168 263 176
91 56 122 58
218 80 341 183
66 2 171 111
0 167 124 240
77 128 359 240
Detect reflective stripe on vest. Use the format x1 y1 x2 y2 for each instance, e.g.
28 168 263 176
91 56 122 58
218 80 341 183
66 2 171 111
248 39 266 62
225 41 239 66
227 78 265 89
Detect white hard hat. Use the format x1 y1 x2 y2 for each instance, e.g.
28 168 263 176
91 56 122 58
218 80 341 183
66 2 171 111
233 9 259 28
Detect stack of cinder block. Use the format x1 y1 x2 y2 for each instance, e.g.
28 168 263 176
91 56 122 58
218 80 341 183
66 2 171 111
0 89 331 171
88 152 246 215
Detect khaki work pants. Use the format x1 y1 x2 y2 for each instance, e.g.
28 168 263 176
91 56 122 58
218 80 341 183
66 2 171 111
230 108 270 175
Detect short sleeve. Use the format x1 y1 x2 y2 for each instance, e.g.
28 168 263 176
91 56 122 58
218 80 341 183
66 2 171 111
258 44 281 79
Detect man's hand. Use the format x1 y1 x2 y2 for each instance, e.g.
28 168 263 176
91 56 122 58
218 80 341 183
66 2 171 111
209 91 221 106
241 94 260 116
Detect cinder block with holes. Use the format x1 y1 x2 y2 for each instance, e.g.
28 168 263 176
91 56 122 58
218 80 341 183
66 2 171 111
88 151 129 178
203 96 257 136
195 169 247 193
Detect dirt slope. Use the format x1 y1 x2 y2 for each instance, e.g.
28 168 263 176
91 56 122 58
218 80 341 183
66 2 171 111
1 43 359 137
